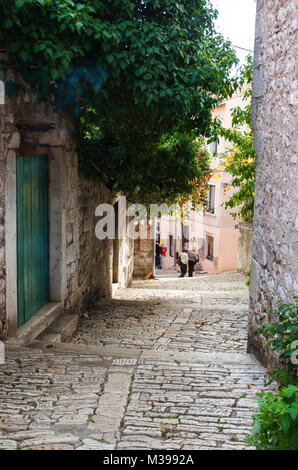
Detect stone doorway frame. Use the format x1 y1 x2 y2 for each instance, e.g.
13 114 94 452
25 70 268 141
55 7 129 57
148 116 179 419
112 200 120 285
5 120 67 337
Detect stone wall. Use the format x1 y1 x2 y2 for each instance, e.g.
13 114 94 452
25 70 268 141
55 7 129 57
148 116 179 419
0 75 133 339
67 177 113 315
134 225 154 279
237 222 253 275
134 239 154 278
248 0 298 368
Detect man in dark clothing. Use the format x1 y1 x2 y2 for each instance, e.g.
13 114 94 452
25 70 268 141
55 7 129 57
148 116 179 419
187 249 199 277
155 243 162 269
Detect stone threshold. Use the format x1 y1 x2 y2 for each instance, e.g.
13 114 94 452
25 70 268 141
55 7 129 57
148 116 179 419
6 302 63 346
13 340 264 369
37 314 78 344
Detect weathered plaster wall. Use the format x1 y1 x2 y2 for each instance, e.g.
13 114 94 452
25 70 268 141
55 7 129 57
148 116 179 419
248 0 298 368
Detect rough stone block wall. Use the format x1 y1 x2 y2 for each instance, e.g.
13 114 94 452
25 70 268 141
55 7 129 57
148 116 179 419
73 178 113 312
249 0 298 368
134 224 154 278
0 74 133 338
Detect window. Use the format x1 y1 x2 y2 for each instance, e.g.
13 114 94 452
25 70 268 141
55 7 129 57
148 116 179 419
206 234 214 261
207 185 216 214
182 225 190 250
208 141 218 157
198 237 204 258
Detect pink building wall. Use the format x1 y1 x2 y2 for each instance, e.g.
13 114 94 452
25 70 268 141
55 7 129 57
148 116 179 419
158 91 245 274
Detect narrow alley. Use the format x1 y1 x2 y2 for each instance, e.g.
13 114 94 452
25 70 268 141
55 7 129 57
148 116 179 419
0 273 273 450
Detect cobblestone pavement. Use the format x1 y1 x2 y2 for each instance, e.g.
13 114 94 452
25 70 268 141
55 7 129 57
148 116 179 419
72 273 249 353
0 273 275 450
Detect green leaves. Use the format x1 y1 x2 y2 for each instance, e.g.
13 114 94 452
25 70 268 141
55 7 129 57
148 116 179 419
3 18 13 29
75 21 83 32
0 0 237 203
258 298 298 388
247 385 298 450
15 0 26 9
19 49 29 61
247 300 298 450
282 414 291 432
50 68 59 80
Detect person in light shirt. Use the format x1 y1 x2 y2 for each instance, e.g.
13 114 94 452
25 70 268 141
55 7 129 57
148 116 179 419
179 249 188 278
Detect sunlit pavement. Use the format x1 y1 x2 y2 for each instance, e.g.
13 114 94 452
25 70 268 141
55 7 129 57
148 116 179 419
0 272 275 450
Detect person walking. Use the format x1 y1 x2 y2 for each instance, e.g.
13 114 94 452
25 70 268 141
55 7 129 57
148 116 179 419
179 249 188 278
155 242 162 270
187 247 199 277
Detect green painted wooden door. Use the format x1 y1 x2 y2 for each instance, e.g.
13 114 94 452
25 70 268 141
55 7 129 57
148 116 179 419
17 155 49 327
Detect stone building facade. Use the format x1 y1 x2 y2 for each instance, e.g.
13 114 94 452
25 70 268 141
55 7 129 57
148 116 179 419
248 0 298 368
133 224 154 279
0 76 133 341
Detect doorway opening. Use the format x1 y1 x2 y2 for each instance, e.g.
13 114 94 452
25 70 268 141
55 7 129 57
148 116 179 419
16 154 49 327
113 201 119 284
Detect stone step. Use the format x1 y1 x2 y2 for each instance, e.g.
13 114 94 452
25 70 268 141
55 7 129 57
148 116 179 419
6 302 63 346
38 314 78 344
95 299 162 308
26 341 263 370
39 332 62 344
110 304 248 314
140 350 264 368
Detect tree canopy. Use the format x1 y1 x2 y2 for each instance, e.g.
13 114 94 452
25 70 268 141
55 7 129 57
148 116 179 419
0 0 238 204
